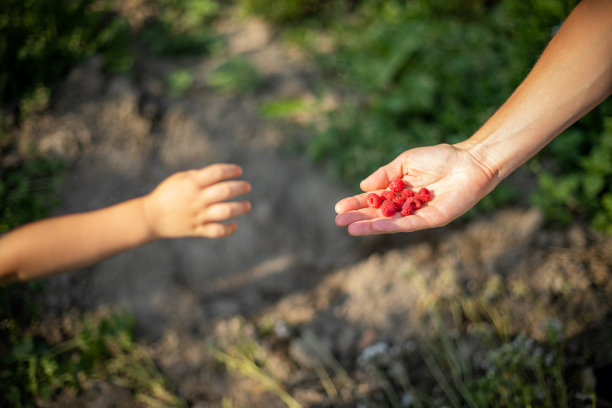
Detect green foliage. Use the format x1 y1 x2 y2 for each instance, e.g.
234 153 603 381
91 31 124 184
259 98 312 119
0 307 187 407
531 110 612 231
141 0 223 57
388 272 575 408
0 156 68 233
414 327 568 408
206 58 262 94
166 69 195 97
237 0 351 24
0 0 132 115
469 327 567 407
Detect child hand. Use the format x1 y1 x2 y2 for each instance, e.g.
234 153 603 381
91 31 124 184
143 163 251 239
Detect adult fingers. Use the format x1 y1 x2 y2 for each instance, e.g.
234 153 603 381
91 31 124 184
359 155 405 192
346 215 427 236
203 201 252 222
201 180 252 203
192 164 243 188
334 191 379 214
345 206 443 235
335 207 383 226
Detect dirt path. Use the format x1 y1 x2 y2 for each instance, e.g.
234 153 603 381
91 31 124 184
18 15 612 408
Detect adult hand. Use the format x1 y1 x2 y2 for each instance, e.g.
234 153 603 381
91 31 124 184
334 144 498 235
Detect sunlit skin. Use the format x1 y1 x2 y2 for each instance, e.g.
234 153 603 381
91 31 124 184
335 0 612 236
0 163 251 284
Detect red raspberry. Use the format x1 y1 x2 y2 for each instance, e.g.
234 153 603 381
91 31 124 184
380 200 398 217
401 200 415 216
393 196 406 208
366 193 383 208
403 196 422 210
381 190 395 201
416 188 431 203
388 178 406 193
401 189 414 199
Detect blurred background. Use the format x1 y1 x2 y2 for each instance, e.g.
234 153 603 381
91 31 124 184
2 0 612 407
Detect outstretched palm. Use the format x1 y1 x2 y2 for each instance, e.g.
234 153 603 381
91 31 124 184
334 144 497 235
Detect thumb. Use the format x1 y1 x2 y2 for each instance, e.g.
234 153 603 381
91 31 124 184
360 155 404 192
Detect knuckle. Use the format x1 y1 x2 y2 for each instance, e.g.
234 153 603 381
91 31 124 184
212 224 229 237
221 205 234 219
222 184 234 197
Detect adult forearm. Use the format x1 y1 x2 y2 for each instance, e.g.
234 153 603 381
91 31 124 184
456 0 612 182
0 197 153 284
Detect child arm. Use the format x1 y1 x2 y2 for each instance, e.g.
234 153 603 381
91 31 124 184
0 163 251 284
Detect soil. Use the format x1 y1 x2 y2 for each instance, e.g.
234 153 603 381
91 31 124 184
12 13 612 408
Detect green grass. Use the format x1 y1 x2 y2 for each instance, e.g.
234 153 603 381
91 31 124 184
205 57 263 95
0 156 68 233
0 305 187 407
0 0 133 119
140 0 223 57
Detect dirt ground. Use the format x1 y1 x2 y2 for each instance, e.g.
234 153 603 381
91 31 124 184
15 14 612 408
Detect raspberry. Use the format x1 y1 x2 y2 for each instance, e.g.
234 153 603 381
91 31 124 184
388 178 406 193
400 189 414 199
393 196 406 208
416 188 431 203
367 181 432 218
403 196 422 210
401 200 415 216
380 200 398 217
381 190 395 201
366 193 383 208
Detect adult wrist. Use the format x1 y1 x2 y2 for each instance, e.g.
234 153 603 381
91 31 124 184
453 137 503 184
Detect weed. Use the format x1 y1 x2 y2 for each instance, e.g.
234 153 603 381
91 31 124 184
0 155 68 233
0 0 132 119
401 270 577 408
141 0 223 57
206 58 262 95
211 331 302 408
0 306 187 407
166 69 195 98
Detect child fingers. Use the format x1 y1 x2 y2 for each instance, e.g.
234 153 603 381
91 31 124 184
201 180 252 203
204 201 251 222
196 222 238 238
193 164 243 187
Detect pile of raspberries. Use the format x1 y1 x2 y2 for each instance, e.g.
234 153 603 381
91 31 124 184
366 178 432 217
